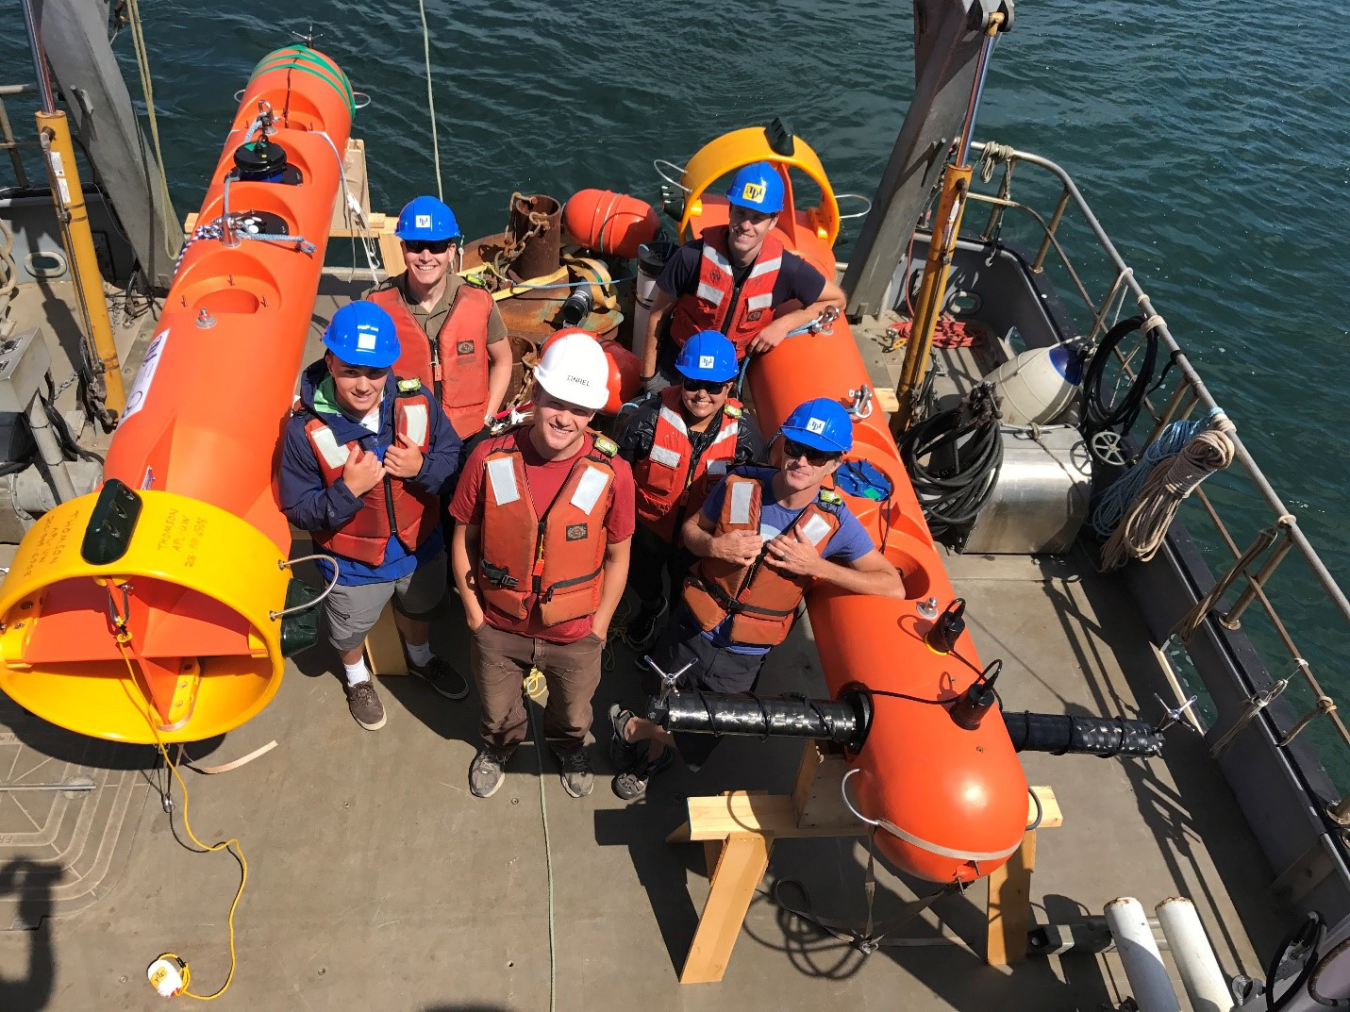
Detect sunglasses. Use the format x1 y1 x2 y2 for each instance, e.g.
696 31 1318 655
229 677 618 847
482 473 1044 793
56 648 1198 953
681 378 729 394
782 438 840 466
404 239 452 254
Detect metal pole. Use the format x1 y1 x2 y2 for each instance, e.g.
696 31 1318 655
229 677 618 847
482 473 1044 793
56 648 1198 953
26 395 78 502
18 0 56 113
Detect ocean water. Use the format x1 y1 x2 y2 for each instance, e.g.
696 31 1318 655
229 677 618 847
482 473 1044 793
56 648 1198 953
4 1 1349 732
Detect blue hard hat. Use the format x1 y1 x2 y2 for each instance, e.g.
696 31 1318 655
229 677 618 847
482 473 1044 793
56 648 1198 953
726 162 785 214
323 301 400 368
781 398 853 454
675 330 738 382
396 195 460 241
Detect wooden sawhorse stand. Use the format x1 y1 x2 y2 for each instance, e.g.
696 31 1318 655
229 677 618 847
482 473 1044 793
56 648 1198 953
665 743 1062 984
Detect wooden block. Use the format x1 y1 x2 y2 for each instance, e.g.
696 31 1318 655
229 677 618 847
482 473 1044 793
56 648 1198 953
874 387 900 413
183 212 199 233
1029 786 1062 828
791 743 862 833
986 829 1038 966
363 602 407 676
703 839 724 878
680 831 773 984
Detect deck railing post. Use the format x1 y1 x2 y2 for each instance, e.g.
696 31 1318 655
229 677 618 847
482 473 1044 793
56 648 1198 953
1030 187 1069 273
1221 517 1298 630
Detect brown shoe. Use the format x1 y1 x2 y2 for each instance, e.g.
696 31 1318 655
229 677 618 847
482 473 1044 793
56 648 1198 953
344 680 386 730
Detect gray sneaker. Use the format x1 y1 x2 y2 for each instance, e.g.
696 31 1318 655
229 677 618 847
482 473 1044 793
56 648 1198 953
556 748 594 798
344 680 386 731
612 746 674 801
608 703 644 772
469 746 512 798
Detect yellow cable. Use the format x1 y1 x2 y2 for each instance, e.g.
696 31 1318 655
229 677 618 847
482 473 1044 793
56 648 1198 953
116 635 247 1001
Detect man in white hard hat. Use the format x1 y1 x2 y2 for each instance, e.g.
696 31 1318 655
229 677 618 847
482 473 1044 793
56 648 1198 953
450 330 635 799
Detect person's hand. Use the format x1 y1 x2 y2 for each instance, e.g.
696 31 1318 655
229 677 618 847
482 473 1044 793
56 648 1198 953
341 445 384 497
383 433 424 479
641 373 666 394
747 318 792 354
763 528 823 577
710 530 762 566
591 618 610 640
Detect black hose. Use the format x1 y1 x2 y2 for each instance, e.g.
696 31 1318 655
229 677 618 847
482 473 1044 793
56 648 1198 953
1266 912 1324 1011
1079 316 1158 463
898 383 1002 545
44 373 104 464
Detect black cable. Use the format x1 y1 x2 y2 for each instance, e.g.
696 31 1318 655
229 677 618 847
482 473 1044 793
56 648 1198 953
898 384 1002 544
43 374 104 463
1266 912 1324 1011
1080 316 1158 463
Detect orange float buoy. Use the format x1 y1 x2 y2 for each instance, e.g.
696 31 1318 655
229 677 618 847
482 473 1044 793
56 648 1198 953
668 126 1028 884
0 47 354 743
562 189 659 259
540 328 640 415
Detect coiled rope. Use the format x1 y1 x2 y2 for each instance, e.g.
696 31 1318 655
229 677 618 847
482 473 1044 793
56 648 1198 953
1098 409 1236 570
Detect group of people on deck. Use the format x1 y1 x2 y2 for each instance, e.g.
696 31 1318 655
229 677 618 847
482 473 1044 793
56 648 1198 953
279 162 906 802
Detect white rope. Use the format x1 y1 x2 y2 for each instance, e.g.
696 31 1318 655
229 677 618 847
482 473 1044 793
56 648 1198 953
1101 417 1237 570
125 0 177 257
417 0 443 201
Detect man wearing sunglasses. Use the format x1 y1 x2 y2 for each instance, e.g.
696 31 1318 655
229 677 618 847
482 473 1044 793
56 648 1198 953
638 161 846 391
364 195 513 441
609 398 903 800
615 329 765 651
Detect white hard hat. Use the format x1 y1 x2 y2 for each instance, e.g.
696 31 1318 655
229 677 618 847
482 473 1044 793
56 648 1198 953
533 330 610 411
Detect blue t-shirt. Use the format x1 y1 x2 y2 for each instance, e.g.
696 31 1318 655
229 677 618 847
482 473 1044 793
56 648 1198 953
697 470 874 654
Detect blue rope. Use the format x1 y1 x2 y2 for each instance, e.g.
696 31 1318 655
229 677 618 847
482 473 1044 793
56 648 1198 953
1091 407 1226 539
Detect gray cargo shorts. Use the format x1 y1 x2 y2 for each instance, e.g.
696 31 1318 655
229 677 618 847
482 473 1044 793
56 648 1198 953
324 549 448 652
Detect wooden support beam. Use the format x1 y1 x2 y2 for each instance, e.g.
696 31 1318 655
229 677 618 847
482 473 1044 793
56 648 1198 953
680 830 774 984
986 829 1038 966
363 603 408 676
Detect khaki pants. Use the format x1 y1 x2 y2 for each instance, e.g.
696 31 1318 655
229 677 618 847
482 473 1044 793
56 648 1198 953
470 622 604 754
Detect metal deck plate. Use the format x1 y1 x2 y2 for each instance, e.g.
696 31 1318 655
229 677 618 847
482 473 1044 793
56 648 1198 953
0 698 150 930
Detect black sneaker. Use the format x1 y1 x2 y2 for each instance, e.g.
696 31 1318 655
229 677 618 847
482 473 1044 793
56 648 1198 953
344 680 386 731
612 746 674 801
469 746 513 798
556 748 594 799
625 597 668 652
608 703 644 772
408 655 469 700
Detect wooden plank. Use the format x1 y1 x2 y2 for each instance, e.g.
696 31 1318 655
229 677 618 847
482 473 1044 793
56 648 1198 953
682 792 869 841
363 602 408 676
986 829 1038 966
874 386 900 413
1029 786 1063 828
680 832 773 984
376 216 403 278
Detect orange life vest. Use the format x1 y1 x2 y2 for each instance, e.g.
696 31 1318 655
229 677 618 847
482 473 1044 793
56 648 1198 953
633 386 743 542
669 225 785 358
300 382 439 566
476 430 618 627
367 278 495 440
683 471 843 647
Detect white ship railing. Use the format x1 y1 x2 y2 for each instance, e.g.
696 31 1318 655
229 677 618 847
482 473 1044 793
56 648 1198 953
967 140 1350 814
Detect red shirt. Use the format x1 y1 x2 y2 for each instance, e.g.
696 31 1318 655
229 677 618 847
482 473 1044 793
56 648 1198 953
451 426 635 643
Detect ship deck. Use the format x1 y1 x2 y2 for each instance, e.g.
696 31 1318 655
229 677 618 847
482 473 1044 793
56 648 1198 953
0 277 1284 1010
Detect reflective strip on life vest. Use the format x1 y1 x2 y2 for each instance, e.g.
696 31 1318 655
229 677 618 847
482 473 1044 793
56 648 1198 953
658 405 688 435
745 292 774 312
801 513 833 546
696 282 724 306
709 423 738 449
729 481 755 525
310 426 351 470
486 456 520 505
707 459 729 476
649 444 682 468
402 402 429 446
748 256 782 279
570 465 611 515
703 241 732 273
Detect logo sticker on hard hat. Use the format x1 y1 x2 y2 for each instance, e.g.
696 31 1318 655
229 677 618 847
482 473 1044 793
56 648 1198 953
357 328 378 351
415 214 432 229
741 182 766 202
806 417 827 434
699 355 716 369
